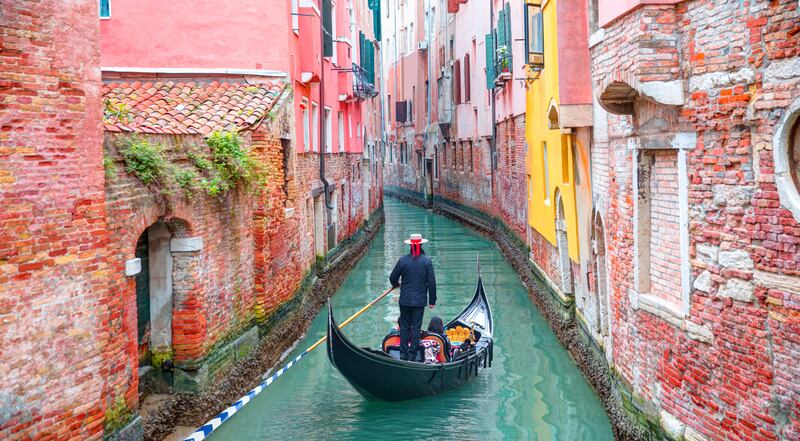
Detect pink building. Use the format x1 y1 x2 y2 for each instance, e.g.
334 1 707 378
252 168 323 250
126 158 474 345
382 0 529 238
101 0 383 216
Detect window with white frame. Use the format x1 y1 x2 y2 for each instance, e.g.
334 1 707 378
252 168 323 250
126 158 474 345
291 0 299 32
542 142 550 203
324 107 332 153
338 111 345 152
99 0 111 18
331 1 338 65
302 99 310 152
312 102 319 152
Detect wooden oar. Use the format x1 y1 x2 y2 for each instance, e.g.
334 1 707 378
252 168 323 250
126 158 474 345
305 285 397 352
182 285 397 441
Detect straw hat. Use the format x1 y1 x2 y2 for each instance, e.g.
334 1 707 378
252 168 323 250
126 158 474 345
404 233 429 245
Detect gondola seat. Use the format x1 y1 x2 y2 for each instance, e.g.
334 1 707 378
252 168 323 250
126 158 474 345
420 333 448 363
382 334 402 359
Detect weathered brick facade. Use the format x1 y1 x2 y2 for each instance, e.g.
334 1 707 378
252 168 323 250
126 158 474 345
0 0 124 438
0 3 381 439
589 1 800 438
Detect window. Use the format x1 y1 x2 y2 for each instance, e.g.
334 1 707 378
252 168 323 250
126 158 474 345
312 102 319 152
469 141 474 172
434 147 439 179
387 94 392 121
442 142 447 169
792 119 800 193
542 142 550 202
464 54 471 102
525 2 545 69
635 150 684 308
291 0 299 32
348 114 352 137
454 59 461 104
356 122 361 137
411 86 415 122
99 0 110 18
325 107 333 153
338 111 345 152
527 174 533 200
302 99 310 152
332 2 338 64
775 100 800 220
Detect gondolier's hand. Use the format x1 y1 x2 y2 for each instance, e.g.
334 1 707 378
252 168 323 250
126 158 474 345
429 304 435 310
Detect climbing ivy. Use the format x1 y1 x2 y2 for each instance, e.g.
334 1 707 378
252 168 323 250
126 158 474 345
114 131 265 199
119 136 168 186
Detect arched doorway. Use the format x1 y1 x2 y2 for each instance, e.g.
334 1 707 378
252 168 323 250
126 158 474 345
134 221 174 367
555 192 573 295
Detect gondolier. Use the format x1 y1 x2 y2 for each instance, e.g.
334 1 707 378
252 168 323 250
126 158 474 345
389 233 437 361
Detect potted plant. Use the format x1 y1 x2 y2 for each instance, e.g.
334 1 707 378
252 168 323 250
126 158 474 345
496 45 510 73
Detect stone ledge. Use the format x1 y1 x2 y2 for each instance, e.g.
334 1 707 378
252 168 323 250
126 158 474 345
170 237 203 252
632 291 713 343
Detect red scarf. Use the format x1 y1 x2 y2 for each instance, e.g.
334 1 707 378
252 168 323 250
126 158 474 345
411 242 421 257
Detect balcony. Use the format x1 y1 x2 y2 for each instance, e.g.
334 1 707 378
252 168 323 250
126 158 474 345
352 63 377 100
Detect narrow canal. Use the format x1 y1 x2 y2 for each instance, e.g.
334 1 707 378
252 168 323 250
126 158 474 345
208 199 613 440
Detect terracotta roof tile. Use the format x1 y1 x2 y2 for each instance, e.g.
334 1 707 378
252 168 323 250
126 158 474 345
102 80 287 135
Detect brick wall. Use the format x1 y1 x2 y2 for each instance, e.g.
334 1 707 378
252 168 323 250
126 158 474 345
0 1 124 438
648 150 682 306
590 1 800 438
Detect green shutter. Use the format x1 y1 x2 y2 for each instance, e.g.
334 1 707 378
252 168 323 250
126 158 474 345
485 33 495 89
373 5 382 40
497 9 507 52
504 3 512 70
359 32 366 68
322 0 333 57
366 41 374 84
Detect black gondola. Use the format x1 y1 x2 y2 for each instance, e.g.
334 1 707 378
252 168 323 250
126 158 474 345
326 276 494 401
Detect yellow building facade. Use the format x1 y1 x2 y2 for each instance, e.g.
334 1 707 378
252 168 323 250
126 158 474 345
524 0 580 262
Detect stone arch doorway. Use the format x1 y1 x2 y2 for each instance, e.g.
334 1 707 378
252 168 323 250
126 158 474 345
555 191 573 295
134 221 174 367
591 211 610 339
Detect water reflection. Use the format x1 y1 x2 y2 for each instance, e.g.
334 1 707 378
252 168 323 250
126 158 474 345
208 199 612 440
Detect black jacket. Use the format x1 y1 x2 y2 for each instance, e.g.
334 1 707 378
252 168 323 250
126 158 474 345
389 253 437 307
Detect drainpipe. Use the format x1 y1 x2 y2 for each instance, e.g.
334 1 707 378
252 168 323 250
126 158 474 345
320 9 333 210
489 0 497 186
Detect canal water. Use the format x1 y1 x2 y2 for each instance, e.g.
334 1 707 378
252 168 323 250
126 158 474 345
208 199 613 440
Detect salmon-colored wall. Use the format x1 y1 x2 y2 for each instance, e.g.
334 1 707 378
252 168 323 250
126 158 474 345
598 0 681 27
556 0 592 106
100 0 290 71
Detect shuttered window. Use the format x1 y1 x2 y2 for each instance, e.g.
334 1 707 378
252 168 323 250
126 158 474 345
395 101 407 123
454 59 461 104
464 54 471 102
323 0 333 57
504 3 512 70
485 34 494 88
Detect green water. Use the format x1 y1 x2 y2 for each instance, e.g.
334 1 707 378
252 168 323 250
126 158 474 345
208 199 613 440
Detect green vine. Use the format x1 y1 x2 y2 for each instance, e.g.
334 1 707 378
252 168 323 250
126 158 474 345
115 132 265 199
119 137 168 186
103 155 116 179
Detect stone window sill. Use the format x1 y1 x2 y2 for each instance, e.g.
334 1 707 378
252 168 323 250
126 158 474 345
630 290 713 343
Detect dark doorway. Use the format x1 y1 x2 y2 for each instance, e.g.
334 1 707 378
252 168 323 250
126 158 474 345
135 230 151 366
426 158 434 202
